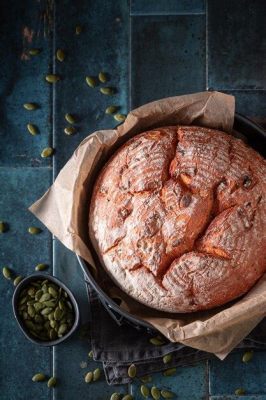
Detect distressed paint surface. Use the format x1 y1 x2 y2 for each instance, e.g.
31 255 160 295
0 0 265 399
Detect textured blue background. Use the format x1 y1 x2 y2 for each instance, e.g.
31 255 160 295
0 1 265 399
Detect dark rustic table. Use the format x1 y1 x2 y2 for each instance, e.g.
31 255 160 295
0 1 266 399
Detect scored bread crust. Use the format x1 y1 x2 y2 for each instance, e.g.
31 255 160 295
89 126 266 313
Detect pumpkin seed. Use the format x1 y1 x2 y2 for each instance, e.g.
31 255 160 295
86 76 97 88
88 350 93 358
93 367 101 382
27 299 35 305
141 385 150 398
41 307 53 316
85 371 93 383
161 390 175 399
24 320 36 331
151 387 160 400
44 300 56 307
28 226 42 235
242 350 253 363
34 302 44 312
114 113 126 122
2 266 11 280
56 49 65 62
75 25 82 35
28 287 36 297
48 286 58 298
105 106 118 114
235 388 245 396
45 74 60 83
48 312 55 321
110 393 121 400
29 48 41 56
50 320 58 329
140 375 152 383
58 323 68 336
32 373 46 382
41 147 54 158
149 337 164 346
34 289 43 300
121 396 133 400
163 354 172 364
22 311 29 320
0 221 7 233
47 376 57 388
98 71 108 83
35 264 47 272
163 368 176 377
19 296 28 305
54 307 63 320
128 364 137 378
100 87 114 95
39 293 51 302
64 126 76 135
65 113 76 124
44 320 51 330
28 305 35 317
23 103 38 111
27 123 39 136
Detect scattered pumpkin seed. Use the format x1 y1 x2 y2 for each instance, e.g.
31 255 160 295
27 123 39 136
242 350 253 363
41 147 54 158
28 226 42 235
140 375 152 383
0 221 7 233
141 385 150 398
235 388 245 396
56 49 65 62
86 76 97 88
85 371 93 383
110 393 121 400
100 87 114 95
32 373 46 382
93 367 101 382
88 350 93 358
161 390 175 399
23 103 38 111
45 74 60 83
149 337 165 346
98 71 108 83
64 126 76 135
114 113 126 122
151 386 160 400
13 276 23 286
75 25 82 35
2 267 11 280
29 48 41 56
65 113 76 124
47 376 57 388
163 368 176 377
105 106 118 114
163 354 172 364
121 396 133 400
35 263 48 271
128 364 137 378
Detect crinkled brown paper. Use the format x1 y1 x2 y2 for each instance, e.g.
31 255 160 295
29 91 266 359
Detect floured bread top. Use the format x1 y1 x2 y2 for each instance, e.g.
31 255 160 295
89 126 266 313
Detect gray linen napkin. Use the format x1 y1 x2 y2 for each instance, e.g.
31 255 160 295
87 284 266 385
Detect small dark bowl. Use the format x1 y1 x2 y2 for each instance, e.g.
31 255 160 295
12 273 80 346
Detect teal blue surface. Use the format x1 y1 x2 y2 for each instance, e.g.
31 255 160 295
0 1 265 399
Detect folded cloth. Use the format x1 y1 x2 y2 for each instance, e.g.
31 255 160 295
87 284 266 385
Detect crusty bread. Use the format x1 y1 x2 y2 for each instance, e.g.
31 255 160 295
89 126 266 313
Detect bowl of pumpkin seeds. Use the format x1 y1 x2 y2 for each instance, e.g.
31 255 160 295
12 274 80 345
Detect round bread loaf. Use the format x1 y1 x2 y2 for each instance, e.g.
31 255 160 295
89 126 266 313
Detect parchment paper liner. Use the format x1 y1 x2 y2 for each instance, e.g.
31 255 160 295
29 91 266 359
